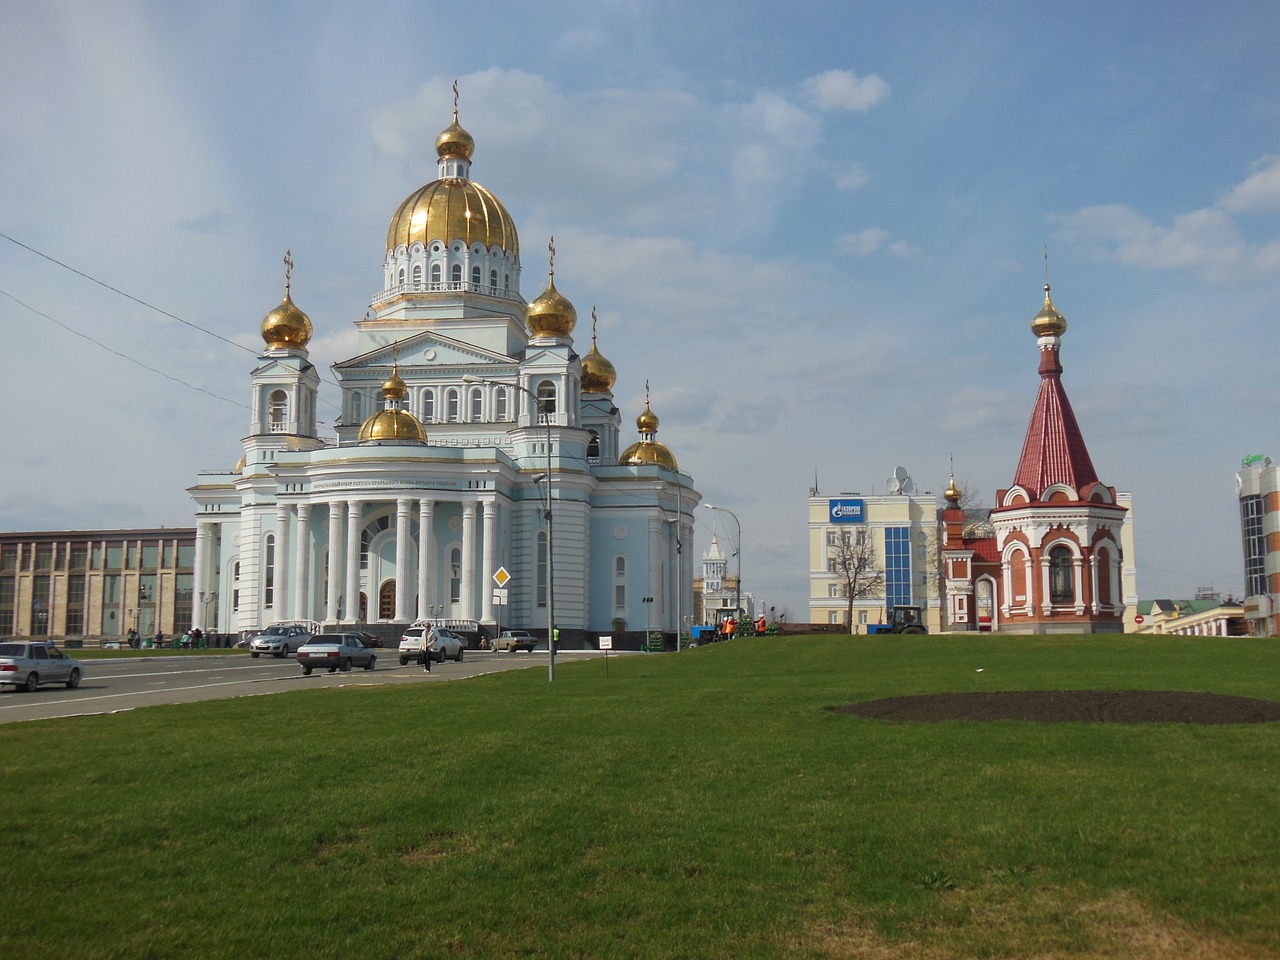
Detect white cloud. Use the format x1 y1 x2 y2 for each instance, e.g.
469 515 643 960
835 162 871 191
802 69 890 113
1219 154 1280 213
837 228 889 255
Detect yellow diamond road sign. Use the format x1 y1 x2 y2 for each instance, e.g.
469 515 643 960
493 566 511 588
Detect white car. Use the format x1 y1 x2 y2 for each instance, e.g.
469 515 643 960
428 627 466 663
398 626 428 665
0 641 83 692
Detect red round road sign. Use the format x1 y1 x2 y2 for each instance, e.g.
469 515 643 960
1134 615 1145 624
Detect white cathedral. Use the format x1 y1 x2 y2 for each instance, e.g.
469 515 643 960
188 103 699 647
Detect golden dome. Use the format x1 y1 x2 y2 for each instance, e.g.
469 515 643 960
636 402 658 434
619 440 678 470
358 409 426 443
944 474 962 505
385 178 519 257
580 307 616 393
261 288 313 350
527 275 577 339
435 115 475 161
1031 284 1067 337
382 369 407 400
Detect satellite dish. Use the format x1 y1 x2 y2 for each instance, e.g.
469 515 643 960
885 465 914 495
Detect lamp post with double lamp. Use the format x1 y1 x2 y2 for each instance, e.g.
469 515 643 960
463 375 555 681
703 503 741 621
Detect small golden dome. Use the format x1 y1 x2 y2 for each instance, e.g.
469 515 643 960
945 475 962 504
435 115 475 161
527 276 577 339
382 369 407 400
1031 284 1067 337
261 288 313 350
233 455 246 475
580 308 615 393
636 402 658 434
619 440 678 470
358 410 427 443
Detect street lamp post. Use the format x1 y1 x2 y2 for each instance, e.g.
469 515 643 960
703 503 741 620
464 374 555 681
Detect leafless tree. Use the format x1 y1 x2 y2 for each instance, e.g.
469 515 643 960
829 530 886 632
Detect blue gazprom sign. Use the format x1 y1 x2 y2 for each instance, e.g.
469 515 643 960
829 499 865 524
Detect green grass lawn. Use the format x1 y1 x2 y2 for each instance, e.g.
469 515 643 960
2 634 1277 959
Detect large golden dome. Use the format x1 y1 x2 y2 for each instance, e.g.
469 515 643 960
385 179 519 257
359 408 426 444
1031 284 1067 337
261 288 313 350
527 275 577 339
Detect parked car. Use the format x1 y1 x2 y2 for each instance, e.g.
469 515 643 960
355 630 383 648
493 629 536 652
398 626 428 665
248 623 314 658
428 627 466 663
0 641 83 692
296 633 376 675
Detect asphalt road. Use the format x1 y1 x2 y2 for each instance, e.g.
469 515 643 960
0 648 609 724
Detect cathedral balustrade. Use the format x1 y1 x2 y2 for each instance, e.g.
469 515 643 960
372 280 520 306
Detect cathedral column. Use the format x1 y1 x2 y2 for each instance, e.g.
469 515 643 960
193 522 211 628
326 501 345 623
345 500 364 623
274 505 291 621
461 500 477 620
417 499 434 619
395 498 413 622
294 504 312 622
482 500 498 625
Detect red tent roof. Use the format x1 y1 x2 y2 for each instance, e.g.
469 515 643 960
1010 342 1099 498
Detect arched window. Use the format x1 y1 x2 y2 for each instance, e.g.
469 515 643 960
398 267 406 285
451 263 462 282
264 535 275 608
470 388 483 421
268 390 288 432
496 387 509 421
379 581 396 620
504 273 510 290
232 560 241 613
430 262 441 283
1049 545 1074 604
471 265 482 286
490 268 498 288
587 430 600 459
422 390 435 423
446 389 460 423
536 380 556 421
450 547 462 603
412 263 422 284
614 556 626 609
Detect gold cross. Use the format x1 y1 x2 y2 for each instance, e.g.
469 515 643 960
548 236 556 277
453 79 459 119
283 249 293 293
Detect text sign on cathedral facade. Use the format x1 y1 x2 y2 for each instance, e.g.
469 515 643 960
829 499 865 524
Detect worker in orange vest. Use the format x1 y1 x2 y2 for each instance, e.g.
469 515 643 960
755 615 766 636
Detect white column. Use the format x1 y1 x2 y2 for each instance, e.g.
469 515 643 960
417 499 433 619
326 501 345 623
294 504 312 622
193 522 211 628
275 505 291 620
461 500 477 620
345 500 363 623
395 498 413 621
482 500 498 625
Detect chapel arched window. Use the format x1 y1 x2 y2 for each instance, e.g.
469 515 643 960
1049 546 1074 604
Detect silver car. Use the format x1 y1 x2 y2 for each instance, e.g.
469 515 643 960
248 623 313 658
0 641 83 692
296 633 377 675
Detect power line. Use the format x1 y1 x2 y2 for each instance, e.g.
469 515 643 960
0 287 249 410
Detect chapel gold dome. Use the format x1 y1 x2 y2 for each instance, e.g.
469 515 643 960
358 409 427 444
382 370 408 401
1031 284 1067 337
526 277 577 338
636 404 658 434
260 289 313 350
580 342 617 394
944 476 962 504
619 440 678 470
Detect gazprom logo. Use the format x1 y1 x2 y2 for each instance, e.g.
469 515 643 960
830 499 864 523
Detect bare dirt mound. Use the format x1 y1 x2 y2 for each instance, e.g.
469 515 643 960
833 690 1280 724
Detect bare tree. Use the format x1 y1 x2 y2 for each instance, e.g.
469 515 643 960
954 476 993 538
830 531 886 632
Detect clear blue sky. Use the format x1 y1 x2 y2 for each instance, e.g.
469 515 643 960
3 1 1278 616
